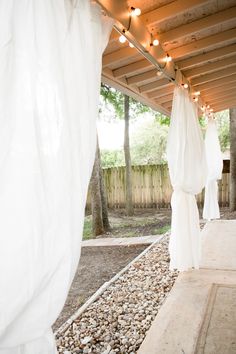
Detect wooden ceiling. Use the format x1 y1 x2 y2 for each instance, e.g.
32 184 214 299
97 0 236 115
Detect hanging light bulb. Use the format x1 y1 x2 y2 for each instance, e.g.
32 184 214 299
193 97 198 102
195 91 200 96
156 70 163 77
119 35 126 43
129 42 134 48
153 39 159 46
207 105 210 109
183 83 188 89
131 6 141 16
165 54 172 62
210 108 213 112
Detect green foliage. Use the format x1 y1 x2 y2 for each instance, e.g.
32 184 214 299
100 84 152 119
101 149 125 168
215 110 229 152
130 119 168 165
83 216 92 240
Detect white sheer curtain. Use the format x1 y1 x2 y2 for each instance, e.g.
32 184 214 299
167 87 206 271
203 118 223 220
0 1 113 353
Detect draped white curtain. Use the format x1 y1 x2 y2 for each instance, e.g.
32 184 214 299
203 118 223 220
167 87 206 271
0 1 113 353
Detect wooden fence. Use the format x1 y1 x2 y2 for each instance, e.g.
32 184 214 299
87 162 230 209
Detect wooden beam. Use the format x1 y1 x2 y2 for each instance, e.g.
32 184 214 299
159 7 236 44
127 69 157 85
212 100 236 111
155 94 173 104
113 59 153 78
205 94 236 105
184 56 236 78
103 46 138 67
191 74 236 92
162 101 173 110
169 28 236 60
140 0 209 26
191 67 236 86
201 82 236 98
147 85 174 99
139 78 171 93
177 44 236 70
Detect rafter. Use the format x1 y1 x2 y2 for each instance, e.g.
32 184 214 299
191 66 236 86
184 56 236 78
127 69 158 85
159 7 236 44
200 82 236 98
205 93 236 105
155 94 173 104
140 0 209 26
194 74 236 91
177 44 236 70
169 28 236 60
212 100 236 111
103 47 138 67
139 78 171 93
147 85 174 99
113 59 153 78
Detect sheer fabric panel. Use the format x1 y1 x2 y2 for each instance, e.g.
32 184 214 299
0 0 113 352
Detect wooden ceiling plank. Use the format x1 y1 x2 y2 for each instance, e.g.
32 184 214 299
162 100 173 109
194 74 236 91
103 46 138 67
113 59 153 78
141 0 209 26
139 78 171 93
159 7 236 44
212 101 236 111
155 94 173 104
191 67 236 86
169 28 236 60
201 82 236 97
205 94 236 105
147 85 174 99
184 56 236 78
202 88 236 102
177 44 236 70
127 69 158 85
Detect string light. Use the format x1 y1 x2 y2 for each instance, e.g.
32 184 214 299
195 91 200 96
210 108 213 112
129 42 134 48
193 97 198 102
207 105 210 109
165 54 172 62
153 39 159 46
183 83 188 89
119 34 126 43
131 6 141 16
156 70 163 77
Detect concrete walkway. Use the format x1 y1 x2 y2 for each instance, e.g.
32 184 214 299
138 220 236 354
82 234 162 247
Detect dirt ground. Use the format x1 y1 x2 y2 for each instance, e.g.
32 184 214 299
53 207 235 332
53 244 146 331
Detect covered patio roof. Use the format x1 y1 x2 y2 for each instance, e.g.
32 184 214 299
97 0 236 115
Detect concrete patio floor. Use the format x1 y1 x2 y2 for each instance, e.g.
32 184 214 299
138 220 236 354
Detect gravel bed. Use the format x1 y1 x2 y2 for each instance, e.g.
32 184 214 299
56 234 178 354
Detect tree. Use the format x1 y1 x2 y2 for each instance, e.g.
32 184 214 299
124 95 134 216
230 108 236 211
90 139 110 236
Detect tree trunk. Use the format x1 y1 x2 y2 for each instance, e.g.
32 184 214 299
124 94 134 216
98 145 111 231
230 108 236 211
90 141 104 236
